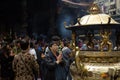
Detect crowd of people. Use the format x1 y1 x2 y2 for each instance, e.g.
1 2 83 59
0 32 74 80
0 31 120 80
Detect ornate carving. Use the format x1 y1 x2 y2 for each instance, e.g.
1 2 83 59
100 30 112 52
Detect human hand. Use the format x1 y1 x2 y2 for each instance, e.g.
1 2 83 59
56 54 62 63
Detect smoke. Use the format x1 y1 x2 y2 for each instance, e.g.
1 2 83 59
56 0 93 38
57 13 73 38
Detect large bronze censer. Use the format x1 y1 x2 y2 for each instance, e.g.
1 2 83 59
64 3 120 80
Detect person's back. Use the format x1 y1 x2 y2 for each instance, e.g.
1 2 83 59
12 40 39 80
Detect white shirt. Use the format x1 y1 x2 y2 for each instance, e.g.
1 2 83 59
29 48 37 59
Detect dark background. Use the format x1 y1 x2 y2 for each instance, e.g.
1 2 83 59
0 0 59 37
0 0 94 38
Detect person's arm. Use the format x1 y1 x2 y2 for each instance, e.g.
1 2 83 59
44 53 63 70
31 55 39 75
12 55 17 73
44 56 57 70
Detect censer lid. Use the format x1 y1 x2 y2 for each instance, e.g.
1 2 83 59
75 14 119 26
64 3 120 30
75 3 119 26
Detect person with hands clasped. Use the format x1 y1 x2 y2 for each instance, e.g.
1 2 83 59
56 52 62 64
43 41 67 80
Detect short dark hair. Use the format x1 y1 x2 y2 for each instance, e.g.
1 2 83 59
48 41 58 47
63 40 70 47
51 36 60 41
20 40 29 50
